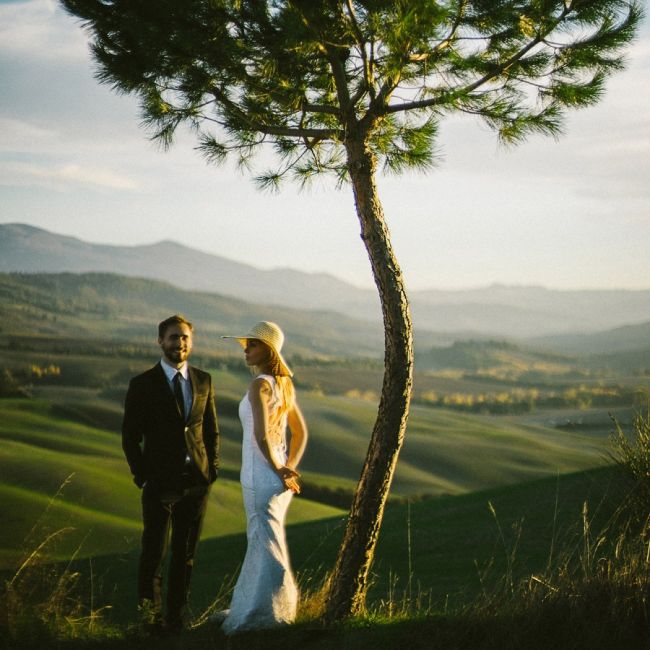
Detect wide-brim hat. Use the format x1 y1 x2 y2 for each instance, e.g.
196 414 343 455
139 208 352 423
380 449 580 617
222 321 293 377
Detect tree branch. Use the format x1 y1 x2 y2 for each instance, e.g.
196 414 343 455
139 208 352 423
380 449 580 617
292 4 352 118
408 0 468 62
210 86 340 139
344 0 374 101
385 4 573 116
302 102 340 115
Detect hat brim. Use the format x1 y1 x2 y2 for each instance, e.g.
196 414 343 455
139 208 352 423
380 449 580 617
221 335 293 377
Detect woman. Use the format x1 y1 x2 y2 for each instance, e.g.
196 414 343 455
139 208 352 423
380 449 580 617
217 321 308 634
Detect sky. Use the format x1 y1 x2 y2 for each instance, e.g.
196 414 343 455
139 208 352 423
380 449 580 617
0 0 649 292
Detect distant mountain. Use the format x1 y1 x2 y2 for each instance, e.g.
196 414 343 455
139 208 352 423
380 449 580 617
2 223 650 337
413 284 650 336
530 321 650 355
524 321 650 375
0 222 376 317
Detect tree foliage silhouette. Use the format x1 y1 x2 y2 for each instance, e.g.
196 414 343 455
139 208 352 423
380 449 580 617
61 0 641 621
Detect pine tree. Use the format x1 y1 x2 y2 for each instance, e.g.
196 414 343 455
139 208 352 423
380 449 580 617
61 0 641 621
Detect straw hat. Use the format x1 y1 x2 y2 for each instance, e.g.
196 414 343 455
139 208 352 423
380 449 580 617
222 321 293 377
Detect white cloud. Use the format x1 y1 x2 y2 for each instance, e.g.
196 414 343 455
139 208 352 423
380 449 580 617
0 160 140 191
0 110 156 161
0 117 60 150
0 0 87 62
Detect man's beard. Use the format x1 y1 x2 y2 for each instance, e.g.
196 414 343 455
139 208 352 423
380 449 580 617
165 347 188 363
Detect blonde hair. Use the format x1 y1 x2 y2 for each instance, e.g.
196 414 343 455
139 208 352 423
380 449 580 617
254 343 295 418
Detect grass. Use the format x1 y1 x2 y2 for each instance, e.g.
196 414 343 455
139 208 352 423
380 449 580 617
2 461 647 649
299 393 613 496
0 396 344 569
2 616 647 650
1 326 648 647
0 381 619 568
5 464 630 627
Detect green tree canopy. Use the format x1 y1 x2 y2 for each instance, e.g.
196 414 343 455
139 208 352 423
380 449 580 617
66 0 640 182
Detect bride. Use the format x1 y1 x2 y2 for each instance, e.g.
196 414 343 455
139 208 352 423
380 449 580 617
217 321 308 634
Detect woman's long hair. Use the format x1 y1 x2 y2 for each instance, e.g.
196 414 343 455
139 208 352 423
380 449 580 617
253 342 295 419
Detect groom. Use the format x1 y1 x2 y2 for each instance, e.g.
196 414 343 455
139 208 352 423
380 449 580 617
122 314 219 634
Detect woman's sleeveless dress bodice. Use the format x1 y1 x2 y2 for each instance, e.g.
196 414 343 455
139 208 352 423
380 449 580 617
239 374 288 489
221 374 298 635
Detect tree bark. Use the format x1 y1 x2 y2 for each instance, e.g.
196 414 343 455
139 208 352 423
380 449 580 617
323 134 414 621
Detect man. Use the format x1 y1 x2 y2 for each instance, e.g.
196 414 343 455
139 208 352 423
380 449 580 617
122 314 219 634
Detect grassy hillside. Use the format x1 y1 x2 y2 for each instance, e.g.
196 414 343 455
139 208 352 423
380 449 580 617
31 464 631 627
3 272 650 417
0 395 342 569
296 393 613 495
1 269 647 648
0 364 619 572
1 286 638 571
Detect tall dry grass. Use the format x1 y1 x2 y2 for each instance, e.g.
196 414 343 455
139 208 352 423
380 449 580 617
611 409 650 524
294 412 649 645
463 411 650 644
0 477 115 645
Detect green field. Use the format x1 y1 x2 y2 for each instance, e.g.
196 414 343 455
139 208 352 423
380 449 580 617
1 271 648 641
0 392 343 567
0 365 622 570
8 463 630 627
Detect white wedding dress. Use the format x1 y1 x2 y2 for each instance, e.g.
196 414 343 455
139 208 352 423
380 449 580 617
220 374 298 635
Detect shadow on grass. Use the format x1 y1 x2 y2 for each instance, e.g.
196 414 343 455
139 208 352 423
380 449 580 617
3 464 646 650
3 608 648 650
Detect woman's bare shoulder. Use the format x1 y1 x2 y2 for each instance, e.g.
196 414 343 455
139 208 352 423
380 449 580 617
249 376 273 397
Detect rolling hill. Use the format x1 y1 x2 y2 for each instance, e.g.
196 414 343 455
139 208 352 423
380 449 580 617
0 363 619 572
416 339 575 373
2 271 649 377
530 320 650 355
0 271 386 358
0 393 343 570
0 257 643 634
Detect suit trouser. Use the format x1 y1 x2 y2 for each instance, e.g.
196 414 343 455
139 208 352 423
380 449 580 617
138 482 210 624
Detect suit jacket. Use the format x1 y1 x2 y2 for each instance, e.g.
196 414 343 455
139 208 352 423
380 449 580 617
122 362 219 490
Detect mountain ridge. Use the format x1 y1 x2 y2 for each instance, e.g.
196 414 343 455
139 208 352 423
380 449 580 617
2 271 649 372
2 222 650 337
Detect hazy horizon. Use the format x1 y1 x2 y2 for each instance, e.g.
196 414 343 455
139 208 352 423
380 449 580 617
3 221 650 294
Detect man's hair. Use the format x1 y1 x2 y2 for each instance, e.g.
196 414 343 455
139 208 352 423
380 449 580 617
158 314 194 339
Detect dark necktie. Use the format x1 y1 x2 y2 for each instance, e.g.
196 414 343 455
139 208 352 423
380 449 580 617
173 372 185 420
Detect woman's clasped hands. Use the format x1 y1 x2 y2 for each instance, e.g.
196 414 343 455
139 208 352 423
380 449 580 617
277 466 301 493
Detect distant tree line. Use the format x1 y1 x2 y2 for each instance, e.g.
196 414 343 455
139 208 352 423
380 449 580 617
0 364 61 398
417 385 648 415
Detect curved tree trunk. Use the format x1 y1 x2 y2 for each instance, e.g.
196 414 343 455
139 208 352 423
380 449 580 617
323 134 414 622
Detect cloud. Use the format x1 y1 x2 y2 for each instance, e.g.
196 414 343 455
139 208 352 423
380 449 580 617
0 112 149 158
0 0 87 62
0 117 60 151
0 160 140 191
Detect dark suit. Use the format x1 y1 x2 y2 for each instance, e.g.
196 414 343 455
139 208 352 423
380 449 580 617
122 362 219 627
